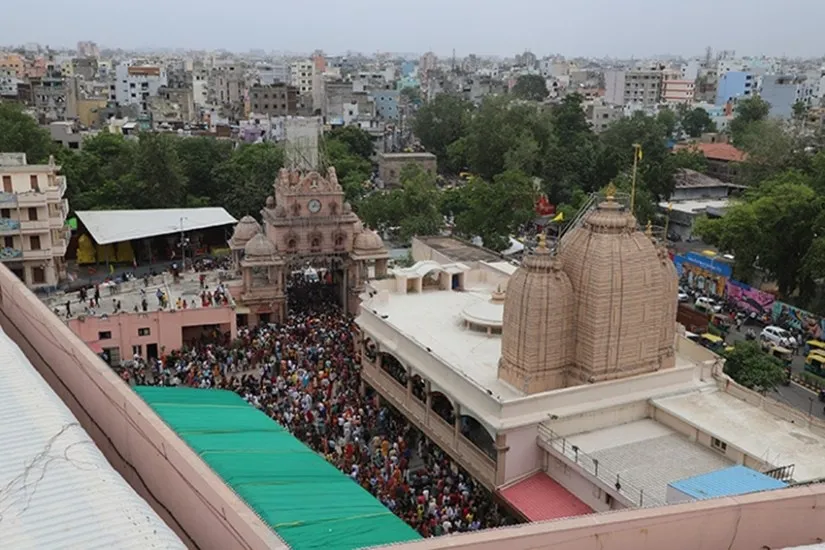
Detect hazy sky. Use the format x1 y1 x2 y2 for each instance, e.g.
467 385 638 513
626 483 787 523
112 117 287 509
3 0 824 58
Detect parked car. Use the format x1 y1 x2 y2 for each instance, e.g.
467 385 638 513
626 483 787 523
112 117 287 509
695 296 722 313
761 325 792 347
677 290 690 302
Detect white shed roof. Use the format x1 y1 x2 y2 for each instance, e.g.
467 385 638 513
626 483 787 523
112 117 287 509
76 207 237 245
0 326 186 549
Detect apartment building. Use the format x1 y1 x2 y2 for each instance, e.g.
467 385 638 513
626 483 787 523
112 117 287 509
289 60 314 94
604 69 663 106
0 153 69 288
662 69 695 104
585 100 624 132
761 75 813 119
112 63 168 112
715 71 755 106
248 83 298 117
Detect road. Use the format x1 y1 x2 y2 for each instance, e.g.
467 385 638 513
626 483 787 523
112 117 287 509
719 319 825 420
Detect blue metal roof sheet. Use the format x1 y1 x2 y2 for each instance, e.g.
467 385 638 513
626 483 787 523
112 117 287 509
669 465 787 500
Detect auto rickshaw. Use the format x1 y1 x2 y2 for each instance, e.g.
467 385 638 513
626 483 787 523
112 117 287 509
699 333 733 355
805 339 825 355
764 344 794 368
805 350 825 377
708 314 732 337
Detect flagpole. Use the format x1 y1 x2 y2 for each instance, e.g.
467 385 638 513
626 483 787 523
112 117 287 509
630 143 641 212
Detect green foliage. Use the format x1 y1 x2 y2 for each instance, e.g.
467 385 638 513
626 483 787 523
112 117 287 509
356 165 442 242
511 75 549 102
680 107 717 138
723 341 787 393
411 94 472 164
327 126 374 160
450 170 537 251
800 371 825 389
729 96 771 146
656 107 679 137
324 137 372 202
670 148 709 173
211 143 285 219
792 100 809 121
0 103 55 162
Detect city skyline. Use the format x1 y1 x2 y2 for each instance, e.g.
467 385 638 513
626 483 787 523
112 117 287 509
3 0 825 59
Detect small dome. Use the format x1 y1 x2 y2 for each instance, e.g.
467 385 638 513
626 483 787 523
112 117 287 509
353 229 384 253
498 236 576 394
229 216 261 249
265 196 275 208
244 233 277 259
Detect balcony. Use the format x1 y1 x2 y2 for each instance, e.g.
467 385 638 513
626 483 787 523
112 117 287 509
23 248 52 260
0 192 17 206
52 238 68 256
0 218 20 234
46 177 67 202
49 215 67 229
0 247 23 261
16 191 47 207
20 219 50 233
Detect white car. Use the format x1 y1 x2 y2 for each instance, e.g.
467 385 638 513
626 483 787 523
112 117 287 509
695 296 722 313
677 289 689 302
761 325 792 347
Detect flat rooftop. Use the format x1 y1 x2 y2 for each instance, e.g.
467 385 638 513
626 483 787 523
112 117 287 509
659 199 730 215
653 390 825 482
500 472 593 522
417 236 500 263
565 419 732 506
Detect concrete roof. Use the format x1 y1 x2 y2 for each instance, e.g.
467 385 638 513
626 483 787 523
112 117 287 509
653 390 825 482
416 236 501 263
566 419 733 506
659 199 730 215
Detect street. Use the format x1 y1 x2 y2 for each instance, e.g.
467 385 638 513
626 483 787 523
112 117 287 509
722 319 825 420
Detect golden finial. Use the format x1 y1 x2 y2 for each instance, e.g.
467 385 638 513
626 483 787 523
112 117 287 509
605 182 617 201
537 233 547 249
645 220 653 237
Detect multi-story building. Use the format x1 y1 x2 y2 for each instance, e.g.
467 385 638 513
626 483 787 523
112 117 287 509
31 73 67 121
715 71 755 106
604 69 662 106
585 100 624 133
662 69 695 104
0 53 26 78
190 62 209 107
289 60 314 94
112 63 168 112
760 75 813 119
370 88 400 120
0 153 69 288
76 41 100 59
248 83 298 117
0 67 19 98
256 61 288 85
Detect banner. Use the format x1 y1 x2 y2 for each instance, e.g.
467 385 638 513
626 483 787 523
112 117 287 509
674 254 731 296
724 280 775 316
772 302 825 339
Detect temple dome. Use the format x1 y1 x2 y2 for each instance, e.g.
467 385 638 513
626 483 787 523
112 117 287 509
558 190 674 384
353 229 384 254
243 233 277 260
229 216 261 249
498 236 576 394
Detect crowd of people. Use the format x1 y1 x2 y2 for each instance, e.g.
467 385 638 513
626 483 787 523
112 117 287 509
118 274 516 538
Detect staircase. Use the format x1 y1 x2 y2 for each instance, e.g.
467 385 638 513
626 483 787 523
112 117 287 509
551 192 599 254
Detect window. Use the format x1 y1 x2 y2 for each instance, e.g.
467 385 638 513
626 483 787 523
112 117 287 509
132 345 142 357
2 175 11 193
28 207 37 221
0 208 9 218
31 266 45 284
711 437 727 452
30 235 40 250
138 327 151 336
98 331 112 340
3 236 12 248
29 175 38 190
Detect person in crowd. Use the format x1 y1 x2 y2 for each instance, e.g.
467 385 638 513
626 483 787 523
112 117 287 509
118 272 515 537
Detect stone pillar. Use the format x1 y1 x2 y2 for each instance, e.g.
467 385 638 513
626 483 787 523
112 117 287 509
425 380 432 423
495 433 509 486
453 403 461 446
242 267 251 292
375 258 388 278
406 368 413 401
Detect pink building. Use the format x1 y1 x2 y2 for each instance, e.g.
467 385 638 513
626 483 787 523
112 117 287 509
68 307 236 363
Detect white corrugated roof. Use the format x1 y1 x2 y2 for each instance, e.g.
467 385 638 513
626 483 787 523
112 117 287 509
0 325 186 549
75 207 238 245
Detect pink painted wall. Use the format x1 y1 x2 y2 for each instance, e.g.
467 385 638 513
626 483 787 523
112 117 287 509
0 264 284 550
67 307 237 361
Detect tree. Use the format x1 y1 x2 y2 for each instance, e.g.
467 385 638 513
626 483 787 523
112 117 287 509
327 126 374 160
131 133 188 208
411 94 472 164
0 102 55 162
680 107 717 138
656 107 679 138
723 341 786 393
324 137 372 202
175 137 234 205
792 100 809 122
729 96 771 146
452 170 536 251
511 75 549 102
211 143 285 219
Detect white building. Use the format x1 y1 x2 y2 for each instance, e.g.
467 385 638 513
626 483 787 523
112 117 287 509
112 62 168 112
289 60 314 94
191 63 209 107
257 61 289 85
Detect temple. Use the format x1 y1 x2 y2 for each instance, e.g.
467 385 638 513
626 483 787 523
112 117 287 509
227 166 389 323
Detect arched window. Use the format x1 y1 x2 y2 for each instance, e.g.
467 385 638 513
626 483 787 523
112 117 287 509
310 237 320 249
329 202 338 215
286 238 297 251
334 233 345 248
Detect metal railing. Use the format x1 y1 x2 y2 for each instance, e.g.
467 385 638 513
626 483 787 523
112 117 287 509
538 424 663 508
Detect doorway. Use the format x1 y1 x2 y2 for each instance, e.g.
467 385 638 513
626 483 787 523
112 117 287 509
146 343 159 360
